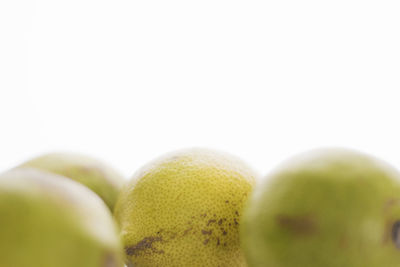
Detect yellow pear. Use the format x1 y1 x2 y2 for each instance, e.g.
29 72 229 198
114 148 257 267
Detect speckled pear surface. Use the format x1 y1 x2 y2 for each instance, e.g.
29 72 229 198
20 153 125 210
0 168 124 267
241 149 400 267
114 149 257 267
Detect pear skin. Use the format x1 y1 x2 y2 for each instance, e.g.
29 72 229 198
0 168 124 267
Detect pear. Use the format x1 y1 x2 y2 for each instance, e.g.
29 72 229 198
0 168 124 267
241 149 400 267
19 153 125 210
114 148 256 267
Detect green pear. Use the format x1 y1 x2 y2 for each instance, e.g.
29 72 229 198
0 168 124 267
241 149 400 267
19 153 125 211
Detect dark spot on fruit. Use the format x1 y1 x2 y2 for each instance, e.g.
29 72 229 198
169 155 182 161
125 236 164 256
218 219 223 225
183 226 193 236
201 213 207 218
225 200 229 203
385 199 400 213
234 218 239 225
175 193 183 201
223 242 227 246
201 229 212 235
79 166 95 174
229 223 231 226
207 219 216 226
235 211 239 216
203 239 210 245
339 235 348 249
220 228 227 235
169 232 177 239
276 214 317 235
102 252 117 267
392 220 400 248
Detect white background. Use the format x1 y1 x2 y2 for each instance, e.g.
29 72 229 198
1 0 400 180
